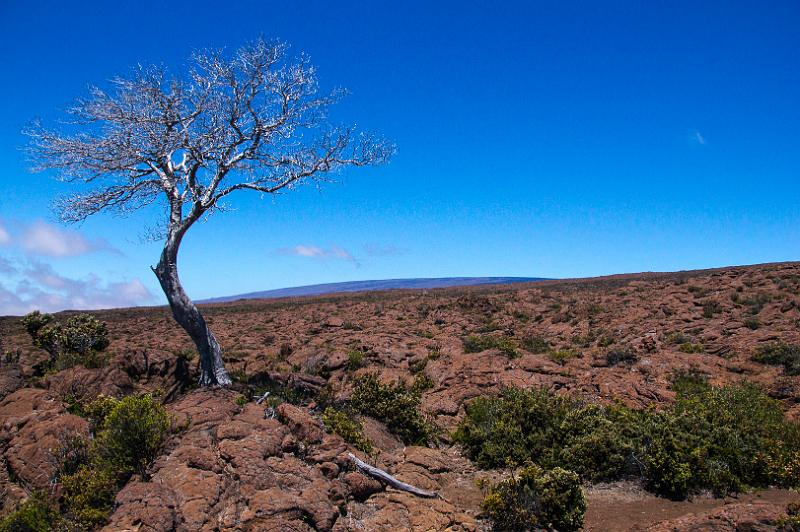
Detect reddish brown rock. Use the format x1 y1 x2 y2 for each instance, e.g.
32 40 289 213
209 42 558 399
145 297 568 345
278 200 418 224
277 403 324 444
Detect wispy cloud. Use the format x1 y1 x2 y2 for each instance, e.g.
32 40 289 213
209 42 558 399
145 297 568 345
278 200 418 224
691 130 707 146
0 256 16 275
0 258 155 315
0 222 10 246
21 220 120 258
278 244 358 264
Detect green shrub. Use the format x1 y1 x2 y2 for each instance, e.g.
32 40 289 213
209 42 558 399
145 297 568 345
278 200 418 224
453 387 637 481
462 334 519 358
96 394 170 476
669 368 710 395
50 394 170 528
455 384 800 500
408 357 428 375
59 314 110 354
22 311 110 372
678 342 704 354
548 348 579 365
347 349 366 371
0 492 60 532
776 501 800 530
351 374 437 445
605 348 639 367
753 343 800 376
322 407 373 454
663 331 689 345
520 334 549 354
481 465 586 531
60 464 117 528
411 372 435 394
702 300 722 318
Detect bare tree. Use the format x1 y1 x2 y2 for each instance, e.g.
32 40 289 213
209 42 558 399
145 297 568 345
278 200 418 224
26 39 394 386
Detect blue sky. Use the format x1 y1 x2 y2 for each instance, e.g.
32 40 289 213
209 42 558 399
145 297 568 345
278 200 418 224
0 1 798 314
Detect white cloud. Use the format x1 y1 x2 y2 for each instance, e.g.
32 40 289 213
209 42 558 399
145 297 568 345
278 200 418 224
279 244 357 263
21 220 119 257
0 258 155 316
0 223 10 246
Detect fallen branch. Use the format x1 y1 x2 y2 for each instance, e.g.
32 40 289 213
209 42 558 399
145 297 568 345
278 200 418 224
348 453 439 499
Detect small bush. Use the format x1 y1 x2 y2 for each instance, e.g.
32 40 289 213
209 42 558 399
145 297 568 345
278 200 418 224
22 311 110 372
347 349 366 371
678 342 704 354
462 335 519 358
702 300 722 319
745 318 760 330
520 334 549 354
411 372 435 394
753 343 800 376
777 501 800 530
50 433 91 482
0 492 60 532
481 464 586 531
605 348 638 367
548 348 579 365
322 407 373 454
60 464 118 528
96 394 171 476
351 374 437 445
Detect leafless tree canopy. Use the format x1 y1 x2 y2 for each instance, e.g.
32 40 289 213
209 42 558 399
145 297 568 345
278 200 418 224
27 39 394 233
26 39 393 386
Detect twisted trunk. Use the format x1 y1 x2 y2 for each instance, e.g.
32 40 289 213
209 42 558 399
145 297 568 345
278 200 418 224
152 227 231 387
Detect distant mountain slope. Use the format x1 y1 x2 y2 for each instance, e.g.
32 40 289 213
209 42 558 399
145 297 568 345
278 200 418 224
201 277 546 303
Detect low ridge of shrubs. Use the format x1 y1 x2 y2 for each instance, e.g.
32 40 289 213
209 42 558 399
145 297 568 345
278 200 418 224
455 382 800 504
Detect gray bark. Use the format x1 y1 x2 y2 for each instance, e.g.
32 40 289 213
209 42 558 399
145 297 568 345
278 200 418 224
152 222 231 386
347 453 439 498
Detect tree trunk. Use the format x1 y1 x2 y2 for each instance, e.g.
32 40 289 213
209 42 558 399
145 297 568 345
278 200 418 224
152 233 231 387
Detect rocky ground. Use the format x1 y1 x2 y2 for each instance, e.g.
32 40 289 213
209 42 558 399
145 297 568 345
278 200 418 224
1 262 799 530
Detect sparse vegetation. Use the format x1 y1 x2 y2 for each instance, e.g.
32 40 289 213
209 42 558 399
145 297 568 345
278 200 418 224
462 334 519 358
753 343 800 376
0 492 60 532
481 465 586 531
548 348 580 365
605 348 639 367
351 374 438 445
347 348 366 371
702 300 722 318
322 407 373 454
678 342 704 354
520 334 549 354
